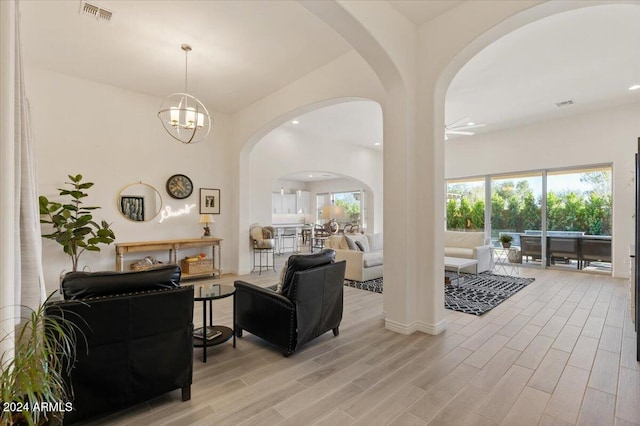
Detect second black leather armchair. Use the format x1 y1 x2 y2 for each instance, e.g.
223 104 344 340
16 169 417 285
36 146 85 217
234 249 346 356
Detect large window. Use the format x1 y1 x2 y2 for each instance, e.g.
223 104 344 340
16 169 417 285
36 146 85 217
446 178 485 231
316 190 366 228
547 167 611 236
446 164 612 273
491 172 542 247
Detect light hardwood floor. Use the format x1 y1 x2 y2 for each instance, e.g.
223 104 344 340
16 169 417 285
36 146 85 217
84 260 639 426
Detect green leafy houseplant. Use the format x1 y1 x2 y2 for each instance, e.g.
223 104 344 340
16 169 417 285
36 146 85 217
499 234 513 248
39 174 116 272
0 293 81 425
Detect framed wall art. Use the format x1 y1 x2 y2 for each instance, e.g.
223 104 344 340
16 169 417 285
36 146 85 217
200 188 220 214
120 195 145 221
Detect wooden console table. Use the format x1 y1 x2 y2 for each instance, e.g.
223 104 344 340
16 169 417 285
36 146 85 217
115 238 222 280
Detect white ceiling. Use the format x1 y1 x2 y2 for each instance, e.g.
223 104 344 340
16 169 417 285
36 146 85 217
20 1 640 155
280 171 342 183
446 4 640 135
20 0 352 114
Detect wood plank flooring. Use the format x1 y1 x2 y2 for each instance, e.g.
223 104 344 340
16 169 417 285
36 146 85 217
83 262 640 426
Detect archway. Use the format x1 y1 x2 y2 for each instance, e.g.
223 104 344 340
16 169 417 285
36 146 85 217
428 0 632 330
441 3 638 279
237 97 383 275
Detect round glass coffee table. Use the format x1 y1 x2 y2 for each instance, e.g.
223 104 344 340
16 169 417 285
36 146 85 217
193 283 235 362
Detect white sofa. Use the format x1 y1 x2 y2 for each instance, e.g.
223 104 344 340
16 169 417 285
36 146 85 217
444 231 492 273
325 233 383 282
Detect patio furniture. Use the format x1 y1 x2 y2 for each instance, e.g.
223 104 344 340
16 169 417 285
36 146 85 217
521 235 542 263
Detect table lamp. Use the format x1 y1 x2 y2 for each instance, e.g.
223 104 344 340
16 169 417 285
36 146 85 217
199 214 215 238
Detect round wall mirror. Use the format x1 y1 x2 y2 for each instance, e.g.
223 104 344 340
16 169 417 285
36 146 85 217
117 182 163 222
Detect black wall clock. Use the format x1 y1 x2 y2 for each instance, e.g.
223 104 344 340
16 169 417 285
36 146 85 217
166 174 193 199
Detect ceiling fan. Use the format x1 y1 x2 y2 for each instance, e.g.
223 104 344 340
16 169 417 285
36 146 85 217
445 117 486 140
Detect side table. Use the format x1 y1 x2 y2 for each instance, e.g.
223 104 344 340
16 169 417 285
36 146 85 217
492 246 521 277
193 283 235 362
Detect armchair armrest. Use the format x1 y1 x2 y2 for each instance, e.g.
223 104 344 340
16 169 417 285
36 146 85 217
334 249 364 263
473 245 493 273
234 281 296 352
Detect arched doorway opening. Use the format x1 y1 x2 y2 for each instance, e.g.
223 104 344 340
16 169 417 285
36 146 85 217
237 98 383 274
440 3 638 282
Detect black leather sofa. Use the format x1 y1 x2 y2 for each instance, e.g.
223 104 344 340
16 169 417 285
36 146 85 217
234 249 346 356
45 265 193 425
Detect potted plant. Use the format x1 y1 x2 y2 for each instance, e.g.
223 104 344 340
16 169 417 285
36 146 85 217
39 174 116 272
0 293 80 425
499 234 513 248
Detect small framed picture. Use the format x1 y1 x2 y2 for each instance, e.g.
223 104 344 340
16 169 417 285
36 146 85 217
200 188 220 214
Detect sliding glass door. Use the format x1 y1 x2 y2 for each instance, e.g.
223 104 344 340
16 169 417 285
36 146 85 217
446 164 612 274
491 172 543 266
546 167 612 272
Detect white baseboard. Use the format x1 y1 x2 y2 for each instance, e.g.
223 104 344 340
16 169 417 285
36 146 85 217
417 319 448 335
384 319 418 335
385 318 448 335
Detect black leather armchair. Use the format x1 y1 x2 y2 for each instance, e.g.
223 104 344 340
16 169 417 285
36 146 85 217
45 265 193 425
234 249 346 356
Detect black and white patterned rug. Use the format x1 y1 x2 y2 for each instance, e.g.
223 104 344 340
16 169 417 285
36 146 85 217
344 277 383 293
445 272 534 315
345 273 534 316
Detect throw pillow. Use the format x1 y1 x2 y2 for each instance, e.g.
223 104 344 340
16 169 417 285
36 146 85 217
275 260 288 293
250 225 263 242
366 233 383 252
348 234 369 252
344 235 359 251
339 236 349 250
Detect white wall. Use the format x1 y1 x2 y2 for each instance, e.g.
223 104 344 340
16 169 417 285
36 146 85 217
272 179 307 193
249 125 383 233
446 102 640 278
26 68 233 292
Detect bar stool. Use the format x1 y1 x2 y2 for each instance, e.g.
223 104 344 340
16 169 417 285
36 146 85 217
249 223 276 275
252 246 276 275
280 227 298 254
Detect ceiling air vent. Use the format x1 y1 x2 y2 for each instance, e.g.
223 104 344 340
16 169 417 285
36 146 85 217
80 1 114 23
555 99 575 108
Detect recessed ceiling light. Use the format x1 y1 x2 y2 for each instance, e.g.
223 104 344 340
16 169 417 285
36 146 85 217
291 120 299 124
374 142 381 146
629 84 640 91
308 174 313 177
467 122 475 126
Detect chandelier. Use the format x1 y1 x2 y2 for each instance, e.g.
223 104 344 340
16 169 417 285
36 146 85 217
157 44 211 144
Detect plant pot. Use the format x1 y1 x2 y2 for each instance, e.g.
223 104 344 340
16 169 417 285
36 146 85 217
501 242 511 248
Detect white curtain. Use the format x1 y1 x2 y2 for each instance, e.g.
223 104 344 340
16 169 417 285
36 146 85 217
14 0 46 315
